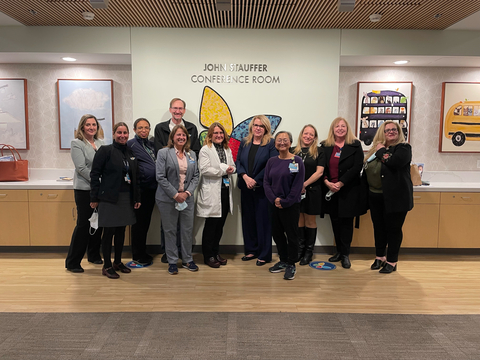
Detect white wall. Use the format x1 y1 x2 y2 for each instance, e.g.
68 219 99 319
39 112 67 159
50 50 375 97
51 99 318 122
131 28 342 247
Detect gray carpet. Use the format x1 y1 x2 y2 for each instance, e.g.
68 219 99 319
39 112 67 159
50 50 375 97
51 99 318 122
1 312 479 360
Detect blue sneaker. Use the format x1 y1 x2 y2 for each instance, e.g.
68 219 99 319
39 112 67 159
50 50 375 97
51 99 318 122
284 265 296 280
269 261 288 273
182 261 199 272
168 264 178 275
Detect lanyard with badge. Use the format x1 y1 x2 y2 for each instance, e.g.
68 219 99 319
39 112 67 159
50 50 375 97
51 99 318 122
123 157 131 184
334 147 342 159
289 157 299 173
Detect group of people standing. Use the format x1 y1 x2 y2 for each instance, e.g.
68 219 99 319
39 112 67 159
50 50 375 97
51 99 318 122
65 97 413 281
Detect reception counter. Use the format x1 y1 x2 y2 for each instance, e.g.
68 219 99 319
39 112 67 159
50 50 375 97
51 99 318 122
1 169 480 249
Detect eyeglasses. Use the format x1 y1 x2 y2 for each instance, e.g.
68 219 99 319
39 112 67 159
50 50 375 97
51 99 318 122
384 128 398 133
171 107 185 111
275 139 290 144
136 126 150 131
253 124 265 129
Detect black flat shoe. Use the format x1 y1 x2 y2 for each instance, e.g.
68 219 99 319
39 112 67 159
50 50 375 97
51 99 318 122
241 255 257 261
371 259 386 270
161 253 168 263
328 253 342 262
379 263 397 273
341 255 351 269
256 260 268 266
102 267 120 279
113 262 131 273
88 259 103 265
67 267 84 273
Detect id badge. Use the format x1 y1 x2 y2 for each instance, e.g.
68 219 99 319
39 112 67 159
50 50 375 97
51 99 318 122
223 178 230 187
289 162 299 173
124 173 131 184
334 151 341 158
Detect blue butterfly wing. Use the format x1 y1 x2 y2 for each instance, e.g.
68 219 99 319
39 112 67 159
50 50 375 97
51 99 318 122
230 115 282 141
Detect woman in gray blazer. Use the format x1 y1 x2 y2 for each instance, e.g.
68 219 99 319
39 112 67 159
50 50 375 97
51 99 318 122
65 114 104 272
156 125 199 275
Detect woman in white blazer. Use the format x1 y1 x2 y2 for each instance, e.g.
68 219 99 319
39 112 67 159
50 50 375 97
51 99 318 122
197 122 236 268
156 124 199 275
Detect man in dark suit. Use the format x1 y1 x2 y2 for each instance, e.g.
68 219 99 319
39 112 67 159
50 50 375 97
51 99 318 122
154 98 201 262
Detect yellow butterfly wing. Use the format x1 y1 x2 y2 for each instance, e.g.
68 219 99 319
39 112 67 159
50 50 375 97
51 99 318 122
199 86 233 135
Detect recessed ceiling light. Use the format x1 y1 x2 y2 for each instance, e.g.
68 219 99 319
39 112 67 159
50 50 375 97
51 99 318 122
369 14 382 22
82 11 95 20
394 60 409 65
62 57 77 62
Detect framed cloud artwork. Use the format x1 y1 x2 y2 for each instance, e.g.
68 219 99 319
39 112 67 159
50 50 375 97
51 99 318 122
57 79 114 150
355 81 413 151
0 78 29 149
439 82 480 153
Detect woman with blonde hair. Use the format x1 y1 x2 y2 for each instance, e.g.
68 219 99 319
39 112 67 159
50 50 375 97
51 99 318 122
197 122 236 268
292 124 325 265
322 117 363 269
236 115 278 266
363 120 413 273
65 114 104 272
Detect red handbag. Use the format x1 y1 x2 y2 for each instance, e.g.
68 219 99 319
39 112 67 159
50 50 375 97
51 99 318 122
0 144 29 182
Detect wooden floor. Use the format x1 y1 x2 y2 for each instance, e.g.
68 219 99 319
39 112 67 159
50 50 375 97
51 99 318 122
1 253 479 314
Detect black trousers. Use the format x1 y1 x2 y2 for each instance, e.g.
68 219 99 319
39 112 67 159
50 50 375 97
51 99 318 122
102 226 126 268
131 187 155 261
271 202 300 266
328 195 354 256
65 190 102 269
369 191 407 263
202 187 229 260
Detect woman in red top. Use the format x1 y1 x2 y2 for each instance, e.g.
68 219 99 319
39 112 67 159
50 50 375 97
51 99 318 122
321 117 363 269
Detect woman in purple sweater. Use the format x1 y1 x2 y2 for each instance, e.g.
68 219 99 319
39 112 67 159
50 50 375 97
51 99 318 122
264 131 305 280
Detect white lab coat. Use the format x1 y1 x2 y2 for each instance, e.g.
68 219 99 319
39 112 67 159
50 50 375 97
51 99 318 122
196 144 236 218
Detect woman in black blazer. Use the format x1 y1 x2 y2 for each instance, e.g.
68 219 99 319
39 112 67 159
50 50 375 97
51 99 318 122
236 115 278 266
322 117 363 269
363 120 413 273
90 122 141 279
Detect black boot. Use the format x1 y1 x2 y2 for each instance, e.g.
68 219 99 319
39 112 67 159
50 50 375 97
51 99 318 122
297 226 306 261
300 227 317 265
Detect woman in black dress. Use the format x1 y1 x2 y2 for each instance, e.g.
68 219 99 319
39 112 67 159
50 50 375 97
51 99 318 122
292 124 325 265
90 122 141 279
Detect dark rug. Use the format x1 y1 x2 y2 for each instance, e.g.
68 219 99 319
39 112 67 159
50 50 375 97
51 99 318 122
1 312 479 360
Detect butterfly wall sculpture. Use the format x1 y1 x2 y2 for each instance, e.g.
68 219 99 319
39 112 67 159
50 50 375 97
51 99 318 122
198 86 282 161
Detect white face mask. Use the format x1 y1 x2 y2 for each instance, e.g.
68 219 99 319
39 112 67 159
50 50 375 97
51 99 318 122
175 201 188 212
89 208 99 234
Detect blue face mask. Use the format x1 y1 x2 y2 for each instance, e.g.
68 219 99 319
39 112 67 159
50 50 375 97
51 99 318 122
175 201 188 211
367 153 376 163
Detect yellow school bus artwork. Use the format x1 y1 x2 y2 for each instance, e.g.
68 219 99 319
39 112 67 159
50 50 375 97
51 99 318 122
440 82 480 153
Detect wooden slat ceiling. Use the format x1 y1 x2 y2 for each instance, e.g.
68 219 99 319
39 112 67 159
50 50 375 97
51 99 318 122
0 0 479 30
